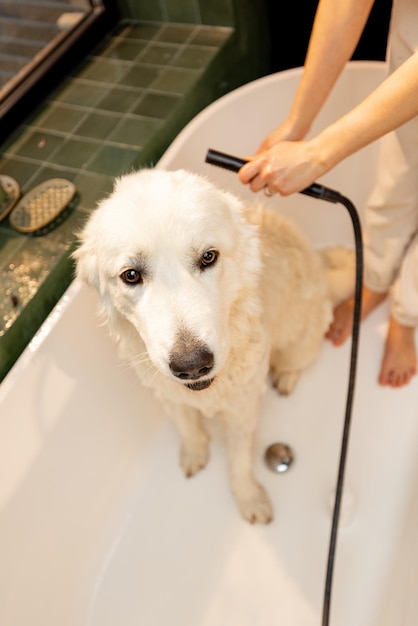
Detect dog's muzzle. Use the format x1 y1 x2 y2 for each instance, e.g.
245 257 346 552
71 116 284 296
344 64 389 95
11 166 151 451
185 378 215 391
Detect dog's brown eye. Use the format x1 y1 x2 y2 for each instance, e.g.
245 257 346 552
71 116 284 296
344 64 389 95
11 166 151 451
120 268 143 285
200 249 218 269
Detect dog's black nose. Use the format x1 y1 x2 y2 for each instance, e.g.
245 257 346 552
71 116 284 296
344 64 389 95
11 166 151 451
169 347 214 381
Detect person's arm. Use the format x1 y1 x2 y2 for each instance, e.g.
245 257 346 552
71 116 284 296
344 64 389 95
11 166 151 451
285 0 375 139
239 50 418 195
256 0 375 152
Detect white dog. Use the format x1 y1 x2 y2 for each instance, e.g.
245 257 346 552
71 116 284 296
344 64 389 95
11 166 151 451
74 168 354 524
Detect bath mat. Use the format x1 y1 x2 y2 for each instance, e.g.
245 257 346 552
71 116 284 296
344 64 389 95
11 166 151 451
0 175 20 222
9 178 76 233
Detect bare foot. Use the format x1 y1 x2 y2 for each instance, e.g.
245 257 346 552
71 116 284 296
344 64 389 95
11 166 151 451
379 317 417 387
325 286 387 346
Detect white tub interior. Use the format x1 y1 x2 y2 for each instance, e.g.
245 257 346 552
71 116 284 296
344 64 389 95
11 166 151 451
1 62 418 626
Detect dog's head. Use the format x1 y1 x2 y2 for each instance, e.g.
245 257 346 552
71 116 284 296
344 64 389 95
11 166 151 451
74 168 261 391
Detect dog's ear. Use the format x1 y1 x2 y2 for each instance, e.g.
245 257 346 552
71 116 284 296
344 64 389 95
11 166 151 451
72 222 101 291
72 179 120 291
72 214 125 338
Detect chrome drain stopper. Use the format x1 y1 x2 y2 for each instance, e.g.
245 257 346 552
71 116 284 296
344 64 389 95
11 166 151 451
264 443 294 473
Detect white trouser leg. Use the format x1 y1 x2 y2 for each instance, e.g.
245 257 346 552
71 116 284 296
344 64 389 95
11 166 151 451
363 0 418 325
391 229 418 326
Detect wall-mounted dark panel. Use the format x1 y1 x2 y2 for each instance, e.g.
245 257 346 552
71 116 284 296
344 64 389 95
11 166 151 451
268 0 393 71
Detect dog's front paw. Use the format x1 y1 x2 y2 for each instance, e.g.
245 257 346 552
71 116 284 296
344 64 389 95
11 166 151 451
271 370 300 396
235 482 274 524
180 440 209 477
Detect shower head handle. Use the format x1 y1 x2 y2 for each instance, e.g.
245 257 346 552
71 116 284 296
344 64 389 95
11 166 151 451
205 149 341 204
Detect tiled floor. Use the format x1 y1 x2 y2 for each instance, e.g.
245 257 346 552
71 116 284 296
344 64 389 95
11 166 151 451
0 20 232 379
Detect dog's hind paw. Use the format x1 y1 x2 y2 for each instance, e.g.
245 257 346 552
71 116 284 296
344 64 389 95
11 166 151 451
180 441 209 477
236 483 274 524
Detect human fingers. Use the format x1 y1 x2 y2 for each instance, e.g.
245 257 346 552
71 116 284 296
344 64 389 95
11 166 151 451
238 157 263 184
238 155 283 194
254 120 305 155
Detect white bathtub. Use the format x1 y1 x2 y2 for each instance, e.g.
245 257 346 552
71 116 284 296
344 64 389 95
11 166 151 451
1 62 418 626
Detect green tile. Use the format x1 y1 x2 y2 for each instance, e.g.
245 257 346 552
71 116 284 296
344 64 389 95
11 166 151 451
96 87 142 113
140 43 178 66
171 46 216 69
132 93 180 118
76 58 130 84
0 127 24 154
150 67 198 94
165 0 198 23
101 39 146 61
118 65 160 88
88 31 114 56
48 138 100 169
75 111 119 140
124 22 163 36
34 103 87 133
86 145 140 177
41 207 88 249
24 166 77 189
191 26 232 47
197 0 234 26
156 24 196 44
108 22 130 39
53 80 108 107
0 232 25 270
0 157 40 188
109 117 162 147
72 171 114 208
12 131 63 161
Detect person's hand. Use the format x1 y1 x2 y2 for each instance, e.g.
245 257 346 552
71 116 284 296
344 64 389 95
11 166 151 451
254 117 309 154
239 139 325 196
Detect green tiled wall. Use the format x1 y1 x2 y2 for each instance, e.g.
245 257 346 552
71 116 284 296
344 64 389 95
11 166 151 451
116 0 234 26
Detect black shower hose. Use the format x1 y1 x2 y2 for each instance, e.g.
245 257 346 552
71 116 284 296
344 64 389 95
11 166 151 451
205 149 363 626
